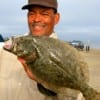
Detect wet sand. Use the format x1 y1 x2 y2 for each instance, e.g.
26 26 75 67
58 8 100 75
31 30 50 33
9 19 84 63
81 49 100 92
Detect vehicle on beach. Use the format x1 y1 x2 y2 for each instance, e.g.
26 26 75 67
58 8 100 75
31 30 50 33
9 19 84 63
69 40 84 50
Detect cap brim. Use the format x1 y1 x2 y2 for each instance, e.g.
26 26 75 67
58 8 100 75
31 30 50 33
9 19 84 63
22 3 56 10
22 4 42 9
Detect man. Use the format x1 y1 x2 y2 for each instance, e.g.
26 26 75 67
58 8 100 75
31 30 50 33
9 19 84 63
23 0 59 37
0 0 84 100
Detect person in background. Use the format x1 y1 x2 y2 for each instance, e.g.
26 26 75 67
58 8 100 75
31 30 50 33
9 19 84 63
86 40 90 52
0 0 85 100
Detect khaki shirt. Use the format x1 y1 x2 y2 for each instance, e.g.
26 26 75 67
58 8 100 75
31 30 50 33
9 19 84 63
0 33 84 100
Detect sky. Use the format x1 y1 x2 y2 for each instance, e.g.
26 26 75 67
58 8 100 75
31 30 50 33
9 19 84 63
0 0 100 48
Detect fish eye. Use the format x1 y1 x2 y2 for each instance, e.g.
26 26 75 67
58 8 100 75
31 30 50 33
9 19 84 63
23 50 28 54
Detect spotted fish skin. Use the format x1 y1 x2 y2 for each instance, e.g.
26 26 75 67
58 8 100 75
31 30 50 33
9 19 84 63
4 35 100 100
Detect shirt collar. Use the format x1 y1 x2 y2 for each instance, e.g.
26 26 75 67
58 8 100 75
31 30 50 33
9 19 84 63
49 32 58 39
25 32 58 39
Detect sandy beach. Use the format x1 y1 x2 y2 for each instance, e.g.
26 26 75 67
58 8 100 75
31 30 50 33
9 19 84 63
81 49 100 92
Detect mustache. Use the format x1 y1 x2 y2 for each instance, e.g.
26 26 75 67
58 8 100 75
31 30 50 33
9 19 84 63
32 22 46 27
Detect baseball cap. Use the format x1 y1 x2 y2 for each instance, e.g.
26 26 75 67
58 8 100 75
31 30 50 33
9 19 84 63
22 0 58 11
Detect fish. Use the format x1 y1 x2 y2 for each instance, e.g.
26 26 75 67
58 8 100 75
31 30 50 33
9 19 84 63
3 35 100 100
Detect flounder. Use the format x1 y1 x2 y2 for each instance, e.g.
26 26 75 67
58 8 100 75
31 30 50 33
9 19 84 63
4 35 100 100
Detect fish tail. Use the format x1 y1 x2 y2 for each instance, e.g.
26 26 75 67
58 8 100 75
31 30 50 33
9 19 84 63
80 84 99 100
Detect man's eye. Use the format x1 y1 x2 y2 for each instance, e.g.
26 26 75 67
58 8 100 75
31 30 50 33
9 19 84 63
42 13 49 16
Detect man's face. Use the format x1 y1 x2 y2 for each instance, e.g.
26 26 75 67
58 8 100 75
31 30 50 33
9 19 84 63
27 6 60 36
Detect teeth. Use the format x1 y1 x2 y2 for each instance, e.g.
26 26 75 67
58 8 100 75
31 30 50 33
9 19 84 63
32 23 45 28
34 25 43 29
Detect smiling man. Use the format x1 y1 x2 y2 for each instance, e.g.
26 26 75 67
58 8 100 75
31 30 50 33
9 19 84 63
0 0 86 100
22 0 60 37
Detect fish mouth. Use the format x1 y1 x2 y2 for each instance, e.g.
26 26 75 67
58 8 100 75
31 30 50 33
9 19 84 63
3 44 13 51
3 39 14 51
